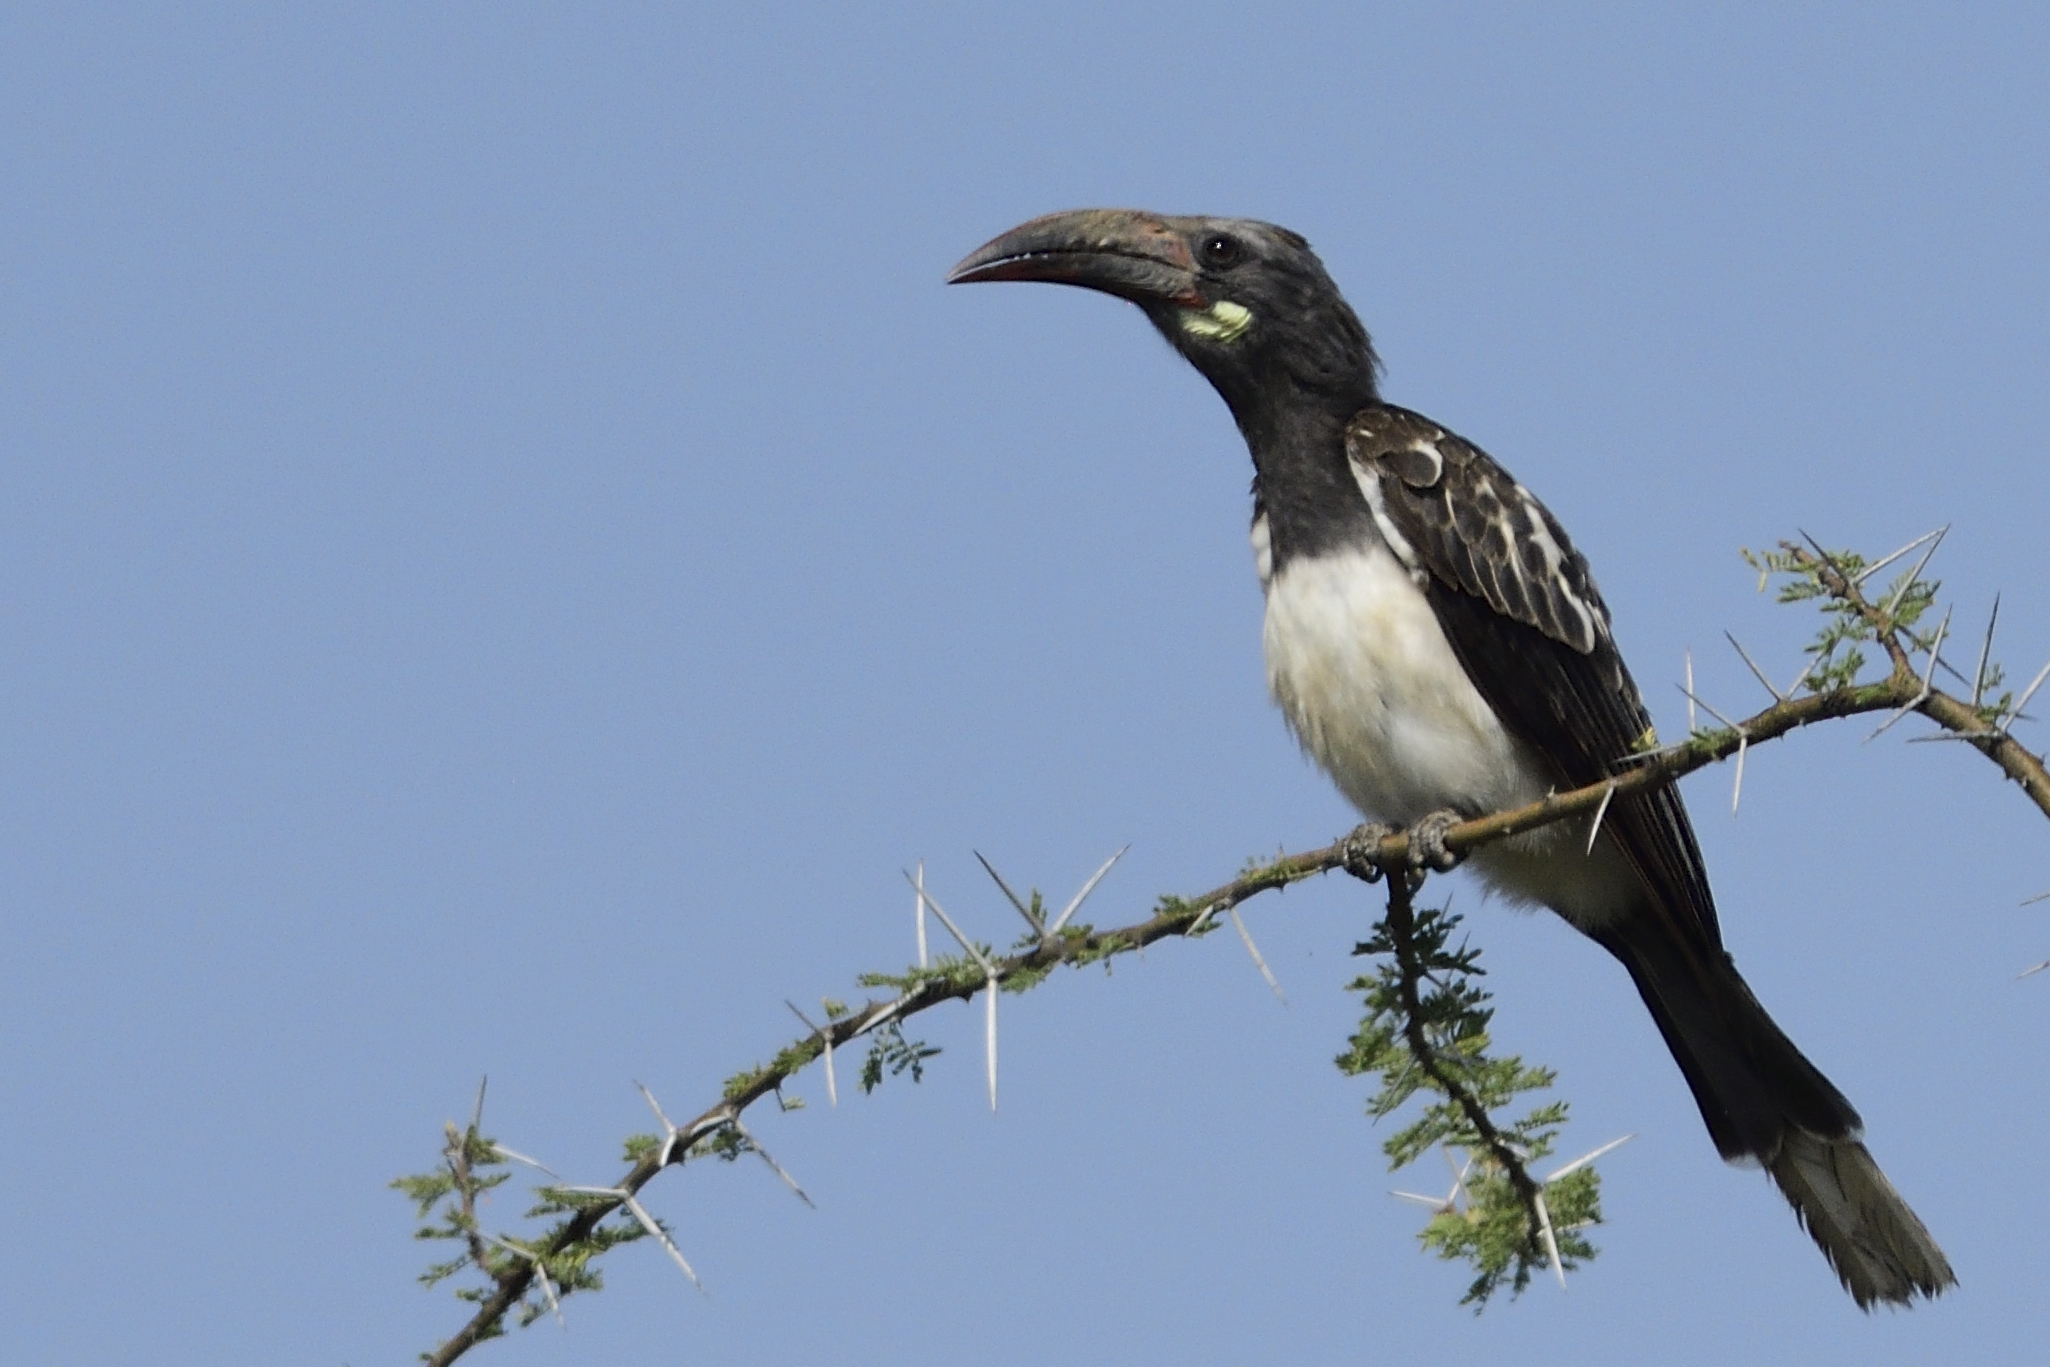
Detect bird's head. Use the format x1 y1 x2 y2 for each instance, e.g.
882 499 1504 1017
948 208 1379 432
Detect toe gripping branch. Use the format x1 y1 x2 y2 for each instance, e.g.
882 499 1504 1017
1341 822 1399 883
1342 810 1467 886
1408 810 1463 873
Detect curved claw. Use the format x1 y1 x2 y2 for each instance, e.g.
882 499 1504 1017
1341 822 1398 883
1409 810 1464 873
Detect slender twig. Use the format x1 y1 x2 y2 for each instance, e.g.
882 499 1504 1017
1374 860 1547 1261
446 1122 493 1287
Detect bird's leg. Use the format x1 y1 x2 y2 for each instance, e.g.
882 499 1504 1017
1340 822 1398 883
1407 809 1464 874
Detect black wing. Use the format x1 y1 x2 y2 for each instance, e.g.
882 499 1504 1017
1345 404 1721 948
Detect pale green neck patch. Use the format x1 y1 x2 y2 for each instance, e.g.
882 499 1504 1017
1179 298 1253 343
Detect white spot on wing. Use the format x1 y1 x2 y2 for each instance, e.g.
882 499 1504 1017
1515 487 1600 651
1348 458 1428 586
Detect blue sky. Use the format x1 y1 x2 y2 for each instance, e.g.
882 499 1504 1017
4 5 2048 1363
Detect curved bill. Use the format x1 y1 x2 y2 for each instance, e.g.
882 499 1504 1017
947 208 1204 308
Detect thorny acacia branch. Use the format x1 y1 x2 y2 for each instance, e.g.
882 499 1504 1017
415 535 2050 1362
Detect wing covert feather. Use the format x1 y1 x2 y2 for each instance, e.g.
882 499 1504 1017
1345 405 1720 947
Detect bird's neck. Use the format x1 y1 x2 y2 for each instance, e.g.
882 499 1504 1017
1230 377 1379 567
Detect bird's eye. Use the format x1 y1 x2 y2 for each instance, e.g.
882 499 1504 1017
1200 234 1243 268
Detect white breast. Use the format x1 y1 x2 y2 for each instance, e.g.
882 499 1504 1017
1261 539 1541 823
1256 532 1639 924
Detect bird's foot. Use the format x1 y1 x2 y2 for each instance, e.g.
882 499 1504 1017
1340 822 1398 883
1408 809 1464 874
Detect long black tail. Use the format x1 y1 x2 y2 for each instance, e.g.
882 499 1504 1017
1594 915 1954 1307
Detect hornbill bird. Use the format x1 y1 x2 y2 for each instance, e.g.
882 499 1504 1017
948 209 1953 1307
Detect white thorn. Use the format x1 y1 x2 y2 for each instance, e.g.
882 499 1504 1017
974 851 1043 934
1227 905 1285 1004
1049 844 1130 934
1544 1133 1634 1182
1685 650 1696 734
914 859 928 968
2000 655 2050 737
1973 596 2001 708
489 1143 559 1179
1731 735 1748 816
1725 632 1785 702
635 1081 683 1168
483 1234 564 1327
1854 525 1947 587
1783 651 1817 699
1391 1189 1454 1211
851 995 909 1038
903 873 994 972
985 978 999 1112
556 1187 705 1292
622 1192 703 1291
2018 959 2050 979
1535 1189 1566 1289
1876 524 1950 617
1584 781 1616 856
1867 606 1951 742
786 1001 838 1108
1614 738 1692 767
731 1117 813 1207
1676 685 1744 734
1444 1143 1474 1204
